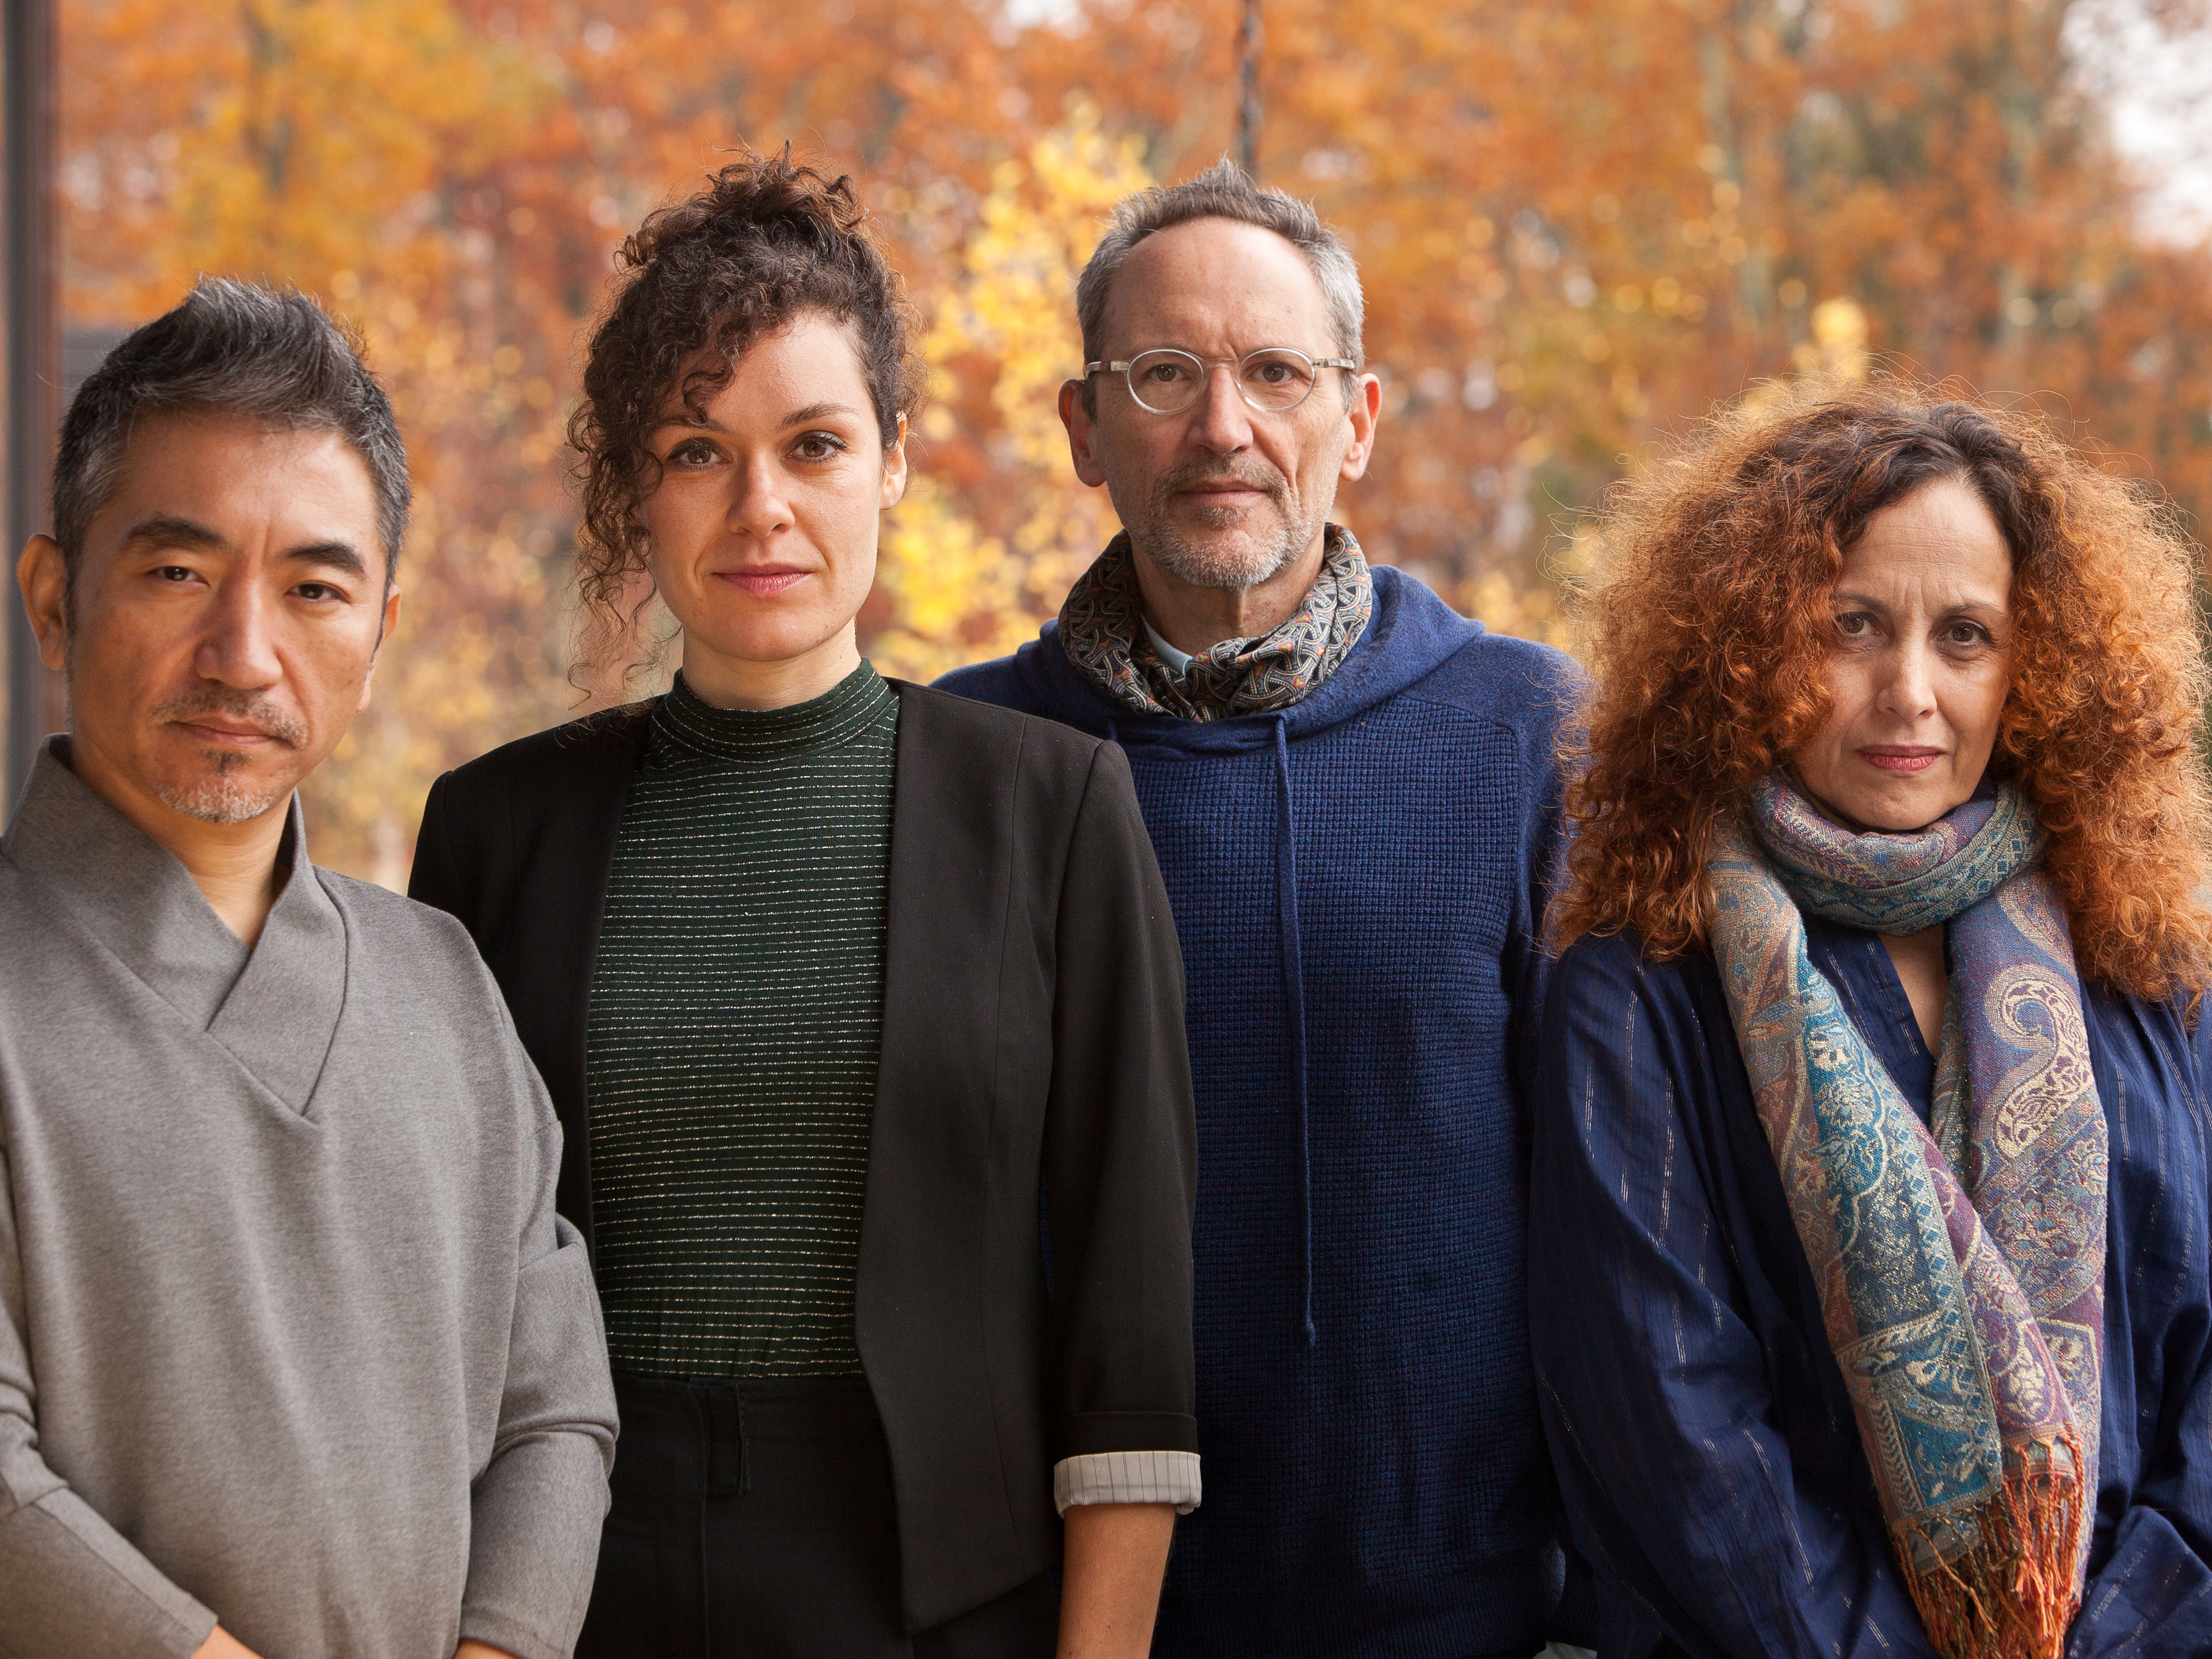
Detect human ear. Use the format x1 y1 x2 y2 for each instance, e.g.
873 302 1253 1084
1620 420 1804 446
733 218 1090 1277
880 413 909 510
18 535 71 672
1060 380 1109 489
1338 374 1383 483
356 586 405 712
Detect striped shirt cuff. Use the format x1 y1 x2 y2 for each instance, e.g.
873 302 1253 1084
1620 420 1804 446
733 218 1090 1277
1052 1450 1202 1516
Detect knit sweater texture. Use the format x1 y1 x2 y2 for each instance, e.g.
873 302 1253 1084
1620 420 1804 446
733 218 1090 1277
940 561 1583 1657
586 663 897 1379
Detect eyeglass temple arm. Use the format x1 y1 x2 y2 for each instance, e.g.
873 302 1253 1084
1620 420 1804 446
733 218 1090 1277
1083 358 1360 372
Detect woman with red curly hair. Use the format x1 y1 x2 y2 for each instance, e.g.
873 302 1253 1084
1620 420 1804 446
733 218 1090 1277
1531 381 2212 1659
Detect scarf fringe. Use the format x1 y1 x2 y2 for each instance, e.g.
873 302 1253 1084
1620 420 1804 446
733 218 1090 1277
1896 1426 2088 1659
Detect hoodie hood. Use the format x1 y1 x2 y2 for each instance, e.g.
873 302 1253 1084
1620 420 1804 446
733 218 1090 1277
997 564 1485 755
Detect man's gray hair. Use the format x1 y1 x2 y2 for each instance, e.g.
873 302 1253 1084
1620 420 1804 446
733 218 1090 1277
53 277 410 588
1075 158 1364 411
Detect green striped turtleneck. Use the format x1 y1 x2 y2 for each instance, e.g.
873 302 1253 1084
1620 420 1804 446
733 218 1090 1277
585 660 899 1378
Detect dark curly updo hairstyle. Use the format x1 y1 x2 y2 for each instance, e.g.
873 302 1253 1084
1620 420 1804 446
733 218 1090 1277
567 148 924 677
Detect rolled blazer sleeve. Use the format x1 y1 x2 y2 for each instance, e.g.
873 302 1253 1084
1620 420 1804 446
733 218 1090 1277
1041 740 1200 1474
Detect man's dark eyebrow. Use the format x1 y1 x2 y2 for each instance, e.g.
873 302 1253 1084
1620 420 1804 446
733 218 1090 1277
282 541 368 578
120 514 226 553
119 517 366 580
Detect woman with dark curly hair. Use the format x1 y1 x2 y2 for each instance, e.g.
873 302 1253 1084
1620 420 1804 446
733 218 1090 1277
1531 379 2212 1659
408 152 1198 1659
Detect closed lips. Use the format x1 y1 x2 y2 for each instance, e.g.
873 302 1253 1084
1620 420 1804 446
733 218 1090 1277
719 567 810 595
1858 747 1942 773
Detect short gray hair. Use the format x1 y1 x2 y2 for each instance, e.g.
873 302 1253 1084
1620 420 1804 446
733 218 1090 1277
53 277 410 588
1075 158 1364 411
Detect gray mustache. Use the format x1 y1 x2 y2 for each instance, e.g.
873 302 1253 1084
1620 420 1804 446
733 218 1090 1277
1154 459 1289 504
152 688 309 749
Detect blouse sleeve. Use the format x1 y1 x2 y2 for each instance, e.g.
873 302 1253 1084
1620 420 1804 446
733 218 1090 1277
2066 999 2212 1656
1527 938 1938 1659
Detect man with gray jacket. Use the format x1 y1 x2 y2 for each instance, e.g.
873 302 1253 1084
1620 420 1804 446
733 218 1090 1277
0 279 615 1659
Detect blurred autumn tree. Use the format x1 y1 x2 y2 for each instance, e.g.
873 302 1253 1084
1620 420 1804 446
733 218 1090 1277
59 0 2212 880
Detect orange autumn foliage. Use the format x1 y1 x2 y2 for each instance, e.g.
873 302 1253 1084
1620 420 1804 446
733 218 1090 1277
57 0 2212 882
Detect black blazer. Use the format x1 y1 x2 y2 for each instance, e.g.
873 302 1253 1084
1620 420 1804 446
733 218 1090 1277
409 679 1198 1629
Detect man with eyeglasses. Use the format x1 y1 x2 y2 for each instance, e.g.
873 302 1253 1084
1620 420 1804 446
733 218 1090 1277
941 163 1592 1659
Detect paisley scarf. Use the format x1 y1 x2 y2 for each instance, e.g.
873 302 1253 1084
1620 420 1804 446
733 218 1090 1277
1057 523 1373 721
1707 775 2107 1659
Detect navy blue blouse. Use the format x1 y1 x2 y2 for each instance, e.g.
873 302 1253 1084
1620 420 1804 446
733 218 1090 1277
1531 919 2212 1658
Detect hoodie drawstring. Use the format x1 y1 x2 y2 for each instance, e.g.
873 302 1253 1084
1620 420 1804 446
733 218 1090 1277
1273 716 1315 1345
1117 710 1313 1343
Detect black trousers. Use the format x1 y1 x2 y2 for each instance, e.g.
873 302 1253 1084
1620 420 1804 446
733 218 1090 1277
576 1373 1060 1659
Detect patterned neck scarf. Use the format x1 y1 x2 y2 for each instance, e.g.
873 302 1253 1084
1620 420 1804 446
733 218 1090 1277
1707 774 2105 1659
1057 524 1373 721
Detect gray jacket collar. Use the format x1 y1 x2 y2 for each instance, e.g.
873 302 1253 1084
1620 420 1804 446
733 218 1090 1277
2 738 347 1114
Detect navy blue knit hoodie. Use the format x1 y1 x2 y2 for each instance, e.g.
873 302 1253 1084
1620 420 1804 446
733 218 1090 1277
940 563 1583 1657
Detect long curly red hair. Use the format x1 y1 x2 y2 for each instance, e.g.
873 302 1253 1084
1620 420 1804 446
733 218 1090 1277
1554 377 2212 1002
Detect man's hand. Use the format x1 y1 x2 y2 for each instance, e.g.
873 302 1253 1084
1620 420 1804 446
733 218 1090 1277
455 1644 519 1659
1057 1502 1175 1659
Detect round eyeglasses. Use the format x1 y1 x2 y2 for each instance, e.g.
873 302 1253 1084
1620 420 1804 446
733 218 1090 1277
1083 346 1358 415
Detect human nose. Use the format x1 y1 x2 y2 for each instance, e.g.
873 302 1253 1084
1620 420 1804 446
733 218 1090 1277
1878 638 1938 721
1184 361 1255 453
725 451 795 538
192 575 284 688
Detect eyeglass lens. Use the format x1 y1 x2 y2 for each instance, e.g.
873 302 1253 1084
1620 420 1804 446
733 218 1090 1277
1125 348 1321 414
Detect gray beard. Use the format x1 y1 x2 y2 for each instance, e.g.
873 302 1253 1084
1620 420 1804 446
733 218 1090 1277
1141 515 1308 591
146 686 307 824
1124 462 1319 592
157 769 288 825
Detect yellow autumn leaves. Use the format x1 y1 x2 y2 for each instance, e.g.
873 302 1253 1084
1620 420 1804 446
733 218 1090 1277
873 107 1151 682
